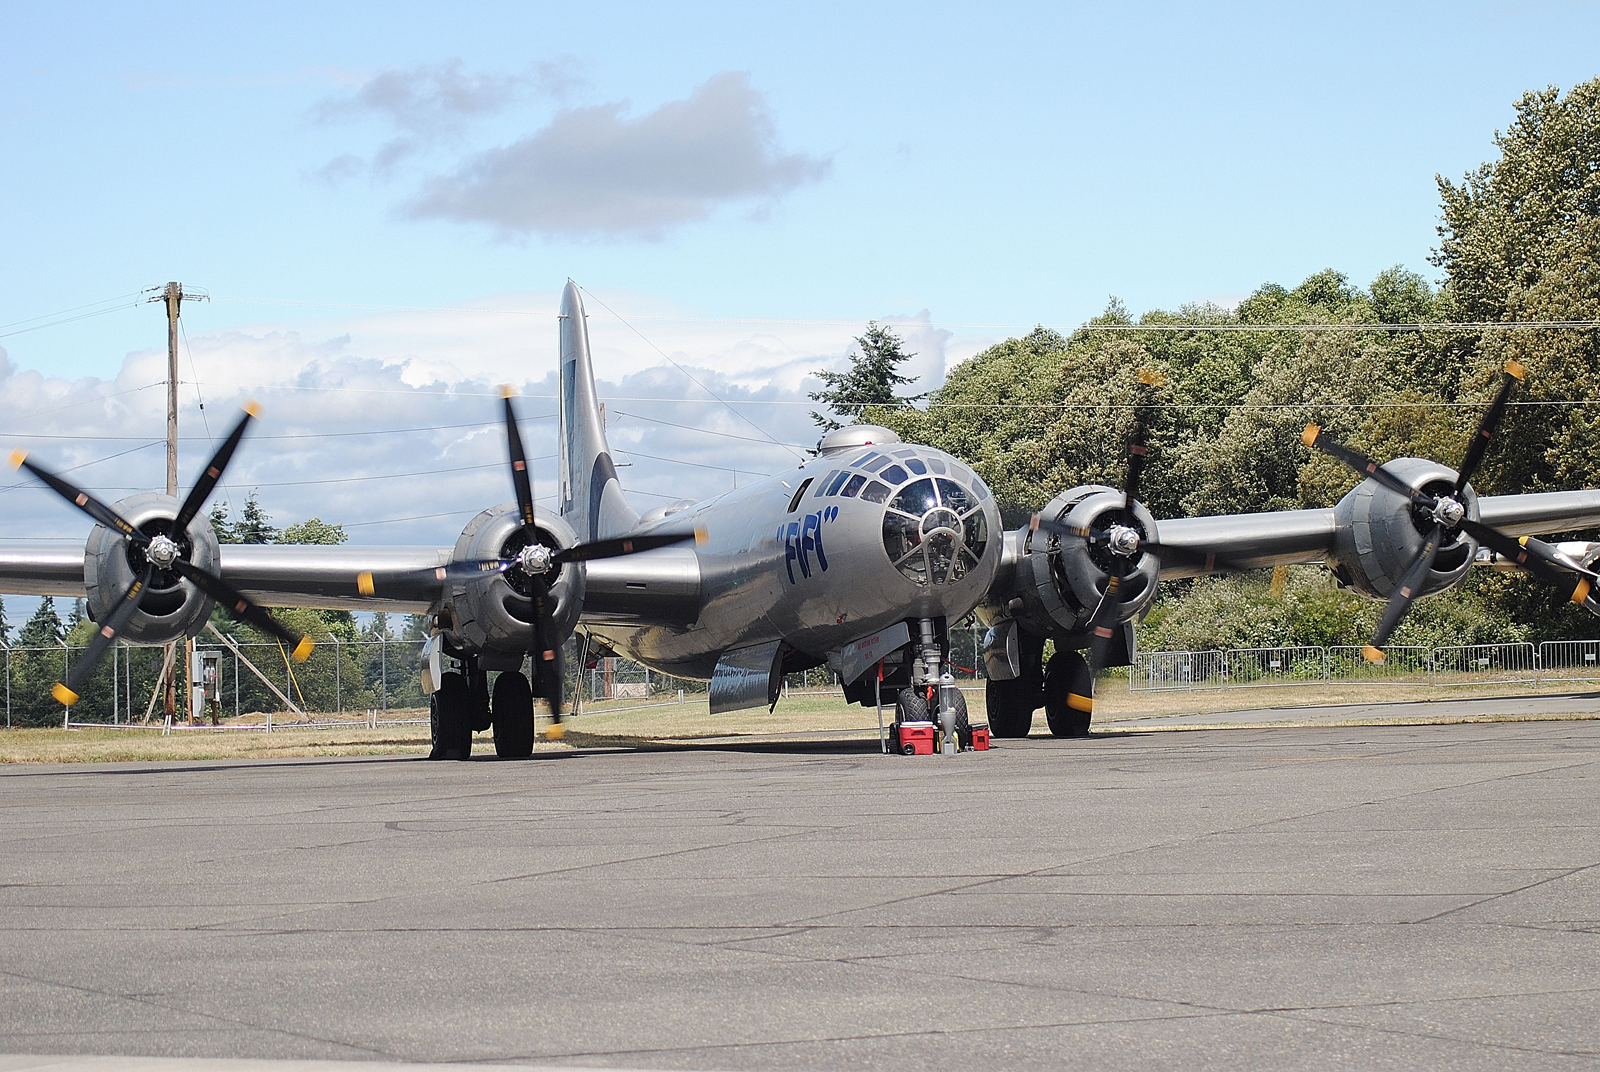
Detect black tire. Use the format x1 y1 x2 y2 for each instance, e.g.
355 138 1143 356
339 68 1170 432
492 671 535 759
895 687 929 724
985 676 1034 738
1043 649 1095 737
429 673 473 760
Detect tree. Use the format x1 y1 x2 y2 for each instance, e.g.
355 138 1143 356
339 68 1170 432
0 593 8 646
279 518 347 545
809 322 925 430
1434 79 1600 498
227 494 279 544
208 501 233 542
17 598 63 648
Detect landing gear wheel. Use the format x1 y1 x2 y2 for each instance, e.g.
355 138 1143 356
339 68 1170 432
492 671 535 758
892 687 929 754
429 672 473 760
985 677 1035 738
1043 649 1095 737
895 686 929 723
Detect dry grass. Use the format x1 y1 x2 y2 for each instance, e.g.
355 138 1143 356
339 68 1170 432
3 676 1598 764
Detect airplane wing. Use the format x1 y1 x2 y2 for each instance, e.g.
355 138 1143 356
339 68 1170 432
1151 489 1600 579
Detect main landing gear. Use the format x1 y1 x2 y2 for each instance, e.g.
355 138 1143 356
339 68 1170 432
984 630 1095 738
428 657 537 760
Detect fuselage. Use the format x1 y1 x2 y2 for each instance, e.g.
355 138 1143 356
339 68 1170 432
583 439 1003 678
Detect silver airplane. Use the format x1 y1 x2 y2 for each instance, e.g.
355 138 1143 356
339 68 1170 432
6 281 1600 758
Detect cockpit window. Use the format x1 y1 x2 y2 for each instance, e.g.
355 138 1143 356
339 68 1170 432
905 458 927 475
882 476 989 586
815 470 839 497
840 474 867 498
862 455 889 473
860 480 890 504
824 470 851 496
879 464 908 486
787 478 813 512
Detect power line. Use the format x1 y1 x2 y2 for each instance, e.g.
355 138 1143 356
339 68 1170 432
609 409 810 449
578 284 808 462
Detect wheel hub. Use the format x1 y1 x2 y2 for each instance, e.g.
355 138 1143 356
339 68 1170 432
1432 497 1466 527
517 542 555 576
1106 523 1141 557
146 533 180 569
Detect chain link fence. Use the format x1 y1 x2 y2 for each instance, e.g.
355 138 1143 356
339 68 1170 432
1128 641 1569 692
0 621 994 730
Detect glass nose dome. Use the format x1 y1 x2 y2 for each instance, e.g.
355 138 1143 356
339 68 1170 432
881 477 989 585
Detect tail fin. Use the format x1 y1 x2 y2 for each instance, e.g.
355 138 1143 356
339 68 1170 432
558 281 639 542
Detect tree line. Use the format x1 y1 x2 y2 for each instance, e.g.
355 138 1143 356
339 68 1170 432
818 81 1600 651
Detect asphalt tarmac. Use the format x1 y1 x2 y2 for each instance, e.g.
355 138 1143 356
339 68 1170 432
2 716 1598 1070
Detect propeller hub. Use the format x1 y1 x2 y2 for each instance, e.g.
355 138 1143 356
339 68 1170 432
1433 497 1466 527
517 542 555 576
1106 523 1142 557
146 533 180 569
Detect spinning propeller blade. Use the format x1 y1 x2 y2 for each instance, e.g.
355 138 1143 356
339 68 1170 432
1305 361 1574 660
1455 360 1525 493
51 564 155 707
13 403 313 698
9 451 148 544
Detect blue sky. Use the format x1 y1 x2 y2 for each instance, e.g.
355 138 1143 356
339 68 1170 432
2 0 1599 570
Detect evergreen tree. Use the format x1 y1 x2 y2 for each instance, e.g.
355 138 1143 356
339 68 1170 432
18 598 63 648
809 322 925 430
208 501 234 542
232 493 279 544
0 593 8 646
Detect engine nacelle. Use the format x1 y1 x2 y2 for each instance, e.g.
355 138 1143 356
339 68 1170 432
1328 458 1479 600
83 492 219 644
986 484 1162 646
440 504 585 670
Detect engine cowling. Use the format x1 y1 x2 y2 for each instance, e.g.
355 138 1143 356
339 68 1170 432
1328 458 1479 600
83 492 219 644
440 504 585 669
996 484 1162 640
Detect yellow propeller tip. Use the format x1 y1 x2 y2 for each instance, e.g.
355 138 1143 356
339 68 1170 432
1518 535 1530 547
694 526 709 546
8 449 27 470
1135 369 1167 387
1504 358 1527 382
291 637 315 663
52 683 80 707
1300 423 1321 448
499 383 515 399
357 571 375 596
1361 644 1387 665
243 399 262 418
1573 578 1592 606
544 722 566 741
1066 692 1093 713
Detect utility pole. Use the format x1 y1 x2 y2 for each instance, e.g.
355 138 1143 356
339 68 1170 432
144 282 208 723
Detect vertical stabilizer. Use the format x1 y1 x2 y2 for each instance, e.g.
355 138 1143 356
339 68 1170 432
559 281 639 542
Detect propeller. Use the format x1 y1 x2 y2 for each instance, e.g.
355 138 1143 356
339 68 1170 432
1300 358 1563 662
1029 369 1174 670
357 386 701 739
10 403 314 708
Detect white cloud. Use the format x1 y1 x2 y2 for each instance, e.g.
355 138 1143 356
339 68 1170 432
0 291 969 559
406 73 830 239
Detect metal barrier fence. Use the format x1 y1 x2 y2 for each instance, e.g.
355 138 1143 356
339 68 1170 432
10 633 1592 727
1127 641 1573 691
0 632 989 730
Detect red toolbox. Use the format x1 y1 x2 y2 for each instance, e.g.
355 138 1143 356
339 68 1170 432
969 725 990 751
894 720 936 755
